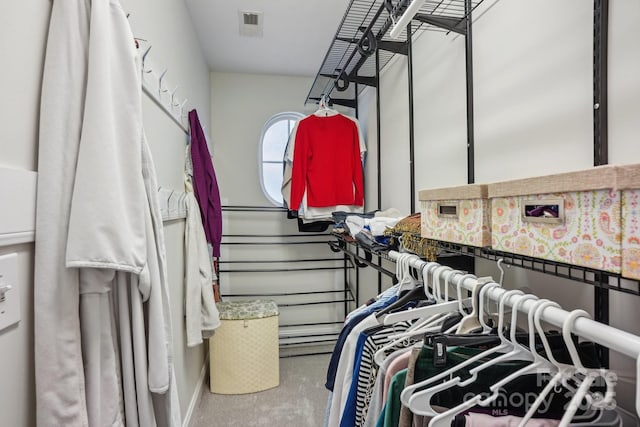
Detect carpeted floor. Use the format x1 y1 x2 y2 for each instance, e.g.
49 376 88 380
192 353 331 427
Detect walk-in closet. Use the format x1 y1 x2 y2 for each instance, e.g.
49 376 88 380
2 0 640 426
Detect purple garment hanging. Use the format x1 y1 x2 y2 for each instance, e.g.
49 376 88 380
188 109 222 257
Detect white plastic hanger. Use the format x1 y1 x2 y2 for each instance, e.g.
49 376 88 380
393 253 409 294
484 298 559 397
375 264 464 365
380 299 465 326
558 310 618 427
420 294 539 426
459 298 563 422
396 254 420 295
478 281 501 333
383 266 471 330
439 270 468 334
401 289 524 411
517 304 614 426
393 253 406 283
381 264 460 326
454 274 483 334
444 269 465 302
517 300 573 426
497 258 507 285
315 94 337 117
381 265 456 335
420 261 439 300
424 264 448 303
432 265 453 302
457 293 539 386
373 316 446 366
379 297 473 352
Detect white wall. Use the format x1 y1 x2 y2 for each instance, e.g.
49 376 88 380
608 0 640 164
0 3 52 426
358 0 640 419
473 0 594 182
357 86 380 213
211 72 316 206
0 1 211 425
413 32 468 188
379 57 412 214
122 1 213 419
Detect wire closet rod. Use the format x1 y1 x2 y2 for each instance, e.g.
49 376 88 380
223 234 331 238
278 299 354 308
280 337 336 348
219 266 347 273
280 332 341 339
219 258 342 264
280 321 345 328
224 289 353 297
388 250 640 417
221 241 332 246
222 205 287 212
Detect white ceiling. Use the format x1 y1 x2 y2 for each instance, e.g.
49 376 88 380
185 0 351 77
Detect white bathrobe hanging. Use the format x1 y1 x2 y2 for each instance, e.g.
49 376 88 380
184 189 221 347
35 0 180 425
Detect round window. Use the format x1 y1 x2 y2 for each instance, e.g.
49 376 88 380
258 112 304 206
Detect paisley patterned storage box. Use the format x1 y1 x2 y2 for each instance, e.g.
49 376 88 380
617 164 640 280
419 184 491 247
488 166 621 273
209 300 279 394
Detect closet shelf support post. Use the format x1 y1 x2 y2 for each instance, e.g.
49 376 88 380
593 0 609 167
465 0 475 184
407 21 416 214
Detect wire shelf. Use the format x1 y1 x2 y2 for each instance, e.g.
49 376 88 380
305 0 485 105
329 232 640 296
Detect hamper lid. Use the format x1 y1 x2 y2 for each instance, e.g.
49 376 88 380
216 299 279 320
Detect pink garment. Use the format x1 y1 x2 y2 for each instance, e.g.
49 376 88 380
465 413 560 427
382 349 413 405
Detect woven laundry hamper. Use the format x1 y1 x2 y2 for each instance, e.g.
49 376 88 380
209 300 279 394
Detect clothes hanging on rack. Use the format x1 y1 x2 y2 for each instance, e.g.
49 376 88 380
281 108 366 228
183 179 220 346
326 285 400 392
363 348 414 427
35 1 180 424
325 253 628 427
342 320 422 427
188 109 223 257
380 343 601 427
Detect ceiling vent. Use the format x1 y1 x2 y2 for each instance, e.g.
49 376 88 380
238 11 263 38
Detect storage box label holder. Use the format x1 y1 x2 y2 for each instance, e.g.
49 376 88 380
521 198 564 225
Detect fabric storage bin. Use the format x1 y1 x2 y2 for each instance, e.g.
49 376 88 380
209 300 279 394
488 165 621 272
617 164 640 280
419 184 491 247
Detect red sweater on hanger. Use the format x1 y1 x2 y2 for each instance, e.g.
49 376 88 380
290 114 364 210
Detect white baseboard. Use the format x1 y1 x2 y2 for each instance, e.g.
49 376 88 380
182 353 209 427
